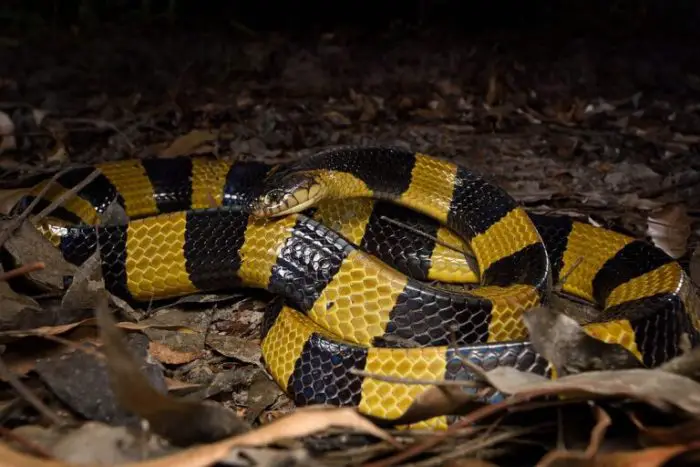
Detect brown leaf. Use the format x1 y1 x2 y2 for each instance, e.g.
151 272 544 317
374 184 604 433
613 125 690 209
1 220 77 293
647 204 691 259
148 341 201 365
0 110 16 151
435 79 462 97
537 444 697 467
95 295 249 446
381 385 487 427
522 305 643 375
205 334 261 366
485 72 499 105
323 110 351 127
158 129 219 158
0 281 45 334
481 366 700 416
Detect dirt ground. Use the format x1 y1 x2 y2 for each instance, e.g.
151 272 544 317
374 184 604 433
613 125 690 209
1 9 700 466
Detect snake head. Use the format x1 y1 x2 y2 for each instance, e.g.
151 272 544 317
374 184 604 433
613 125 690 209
250 172 326 217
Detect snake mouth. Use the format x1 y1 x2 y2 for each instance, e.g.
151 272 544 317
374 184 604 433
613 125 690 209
251 182 326 217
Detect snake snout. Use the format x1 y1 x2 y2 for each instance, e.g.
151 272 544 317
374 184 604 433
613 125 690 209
251 175 326 218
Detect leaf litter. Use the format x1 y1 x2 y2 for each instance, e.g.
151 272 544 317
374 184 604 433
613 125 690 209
1 8 700 466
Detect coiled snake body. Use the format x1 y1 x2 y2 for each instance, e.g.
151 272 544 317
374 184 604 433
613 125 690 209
11 147 700 429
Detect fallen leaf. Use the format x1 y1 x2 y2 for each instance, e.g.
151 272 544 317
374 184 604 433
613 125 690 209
148 340 201 365
0 281 45 334
0 110 16 152
1 220 77 292
482 366 700 416
647 204 691 258
96 295 249 446
245 371 283 423
205 334 262 366
323 111 351 127
34 332 167 427
522 306 643 375
158 129 219 158
0 406 397 467
485 72 499 105
381 385 487 427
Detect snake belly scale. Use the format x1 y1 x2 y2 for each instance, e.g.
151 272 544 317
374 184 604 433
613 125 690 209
11 147 700 430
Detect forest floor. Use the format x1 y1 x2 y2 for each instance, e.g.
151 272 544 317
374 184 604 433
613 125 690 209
0 23 699 466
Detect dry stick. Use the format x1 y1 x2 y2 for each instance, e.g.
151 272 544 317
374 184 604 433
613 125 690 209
0 426 54 459
0 261 45 281
555 256 583 291
379 215 476 259
409 424 545 467
31 168 102 224
0 355 66 428
0 166 76 248
363 396 530 467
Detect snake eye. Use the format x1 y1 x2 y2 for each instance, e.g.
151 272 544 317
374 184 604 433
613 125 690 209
263 189 284 206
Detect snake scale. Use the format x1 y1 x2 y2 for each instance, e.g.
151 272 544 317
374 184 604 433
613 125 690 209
9 146 700 430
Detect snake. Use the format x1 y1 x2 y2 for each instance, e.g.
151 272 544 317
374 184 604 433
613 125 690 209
7 146 700 430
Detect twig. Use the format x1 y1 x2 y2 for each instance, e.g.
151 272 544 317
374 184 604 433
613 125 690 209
0 426 54 459
409 424 548 467
555 256 584 290
379 215 476 259
349 368 483 388
0 355 66 428
0 166 75 248
0 262 45 281
30 168 102 224
640 172 700 198
363 394 532 467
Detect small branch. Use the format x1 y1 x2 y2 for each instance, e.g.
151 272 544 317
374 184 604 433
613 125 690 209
379 215 475 259
31 168 102 224
0 166 76 248
555 256 584 290
0 426 54 459
0 262 45 281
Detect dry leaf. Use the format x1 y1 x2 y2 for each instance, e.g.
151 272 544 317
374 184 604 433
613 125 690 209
323 111 351 127
0 110 16 152
1 220 77 292
148 341 201 365
158 129 219 158
95 295 249 446
647 204 691 258
0 407 395 467
522 306 643 375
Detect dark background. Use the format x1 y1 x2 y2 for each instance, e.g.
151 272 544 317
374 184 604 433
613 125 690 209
2 0 700 38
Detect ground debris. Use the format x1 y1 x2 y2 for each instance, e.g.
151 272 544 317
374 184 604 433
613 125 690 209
0 15 700 466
